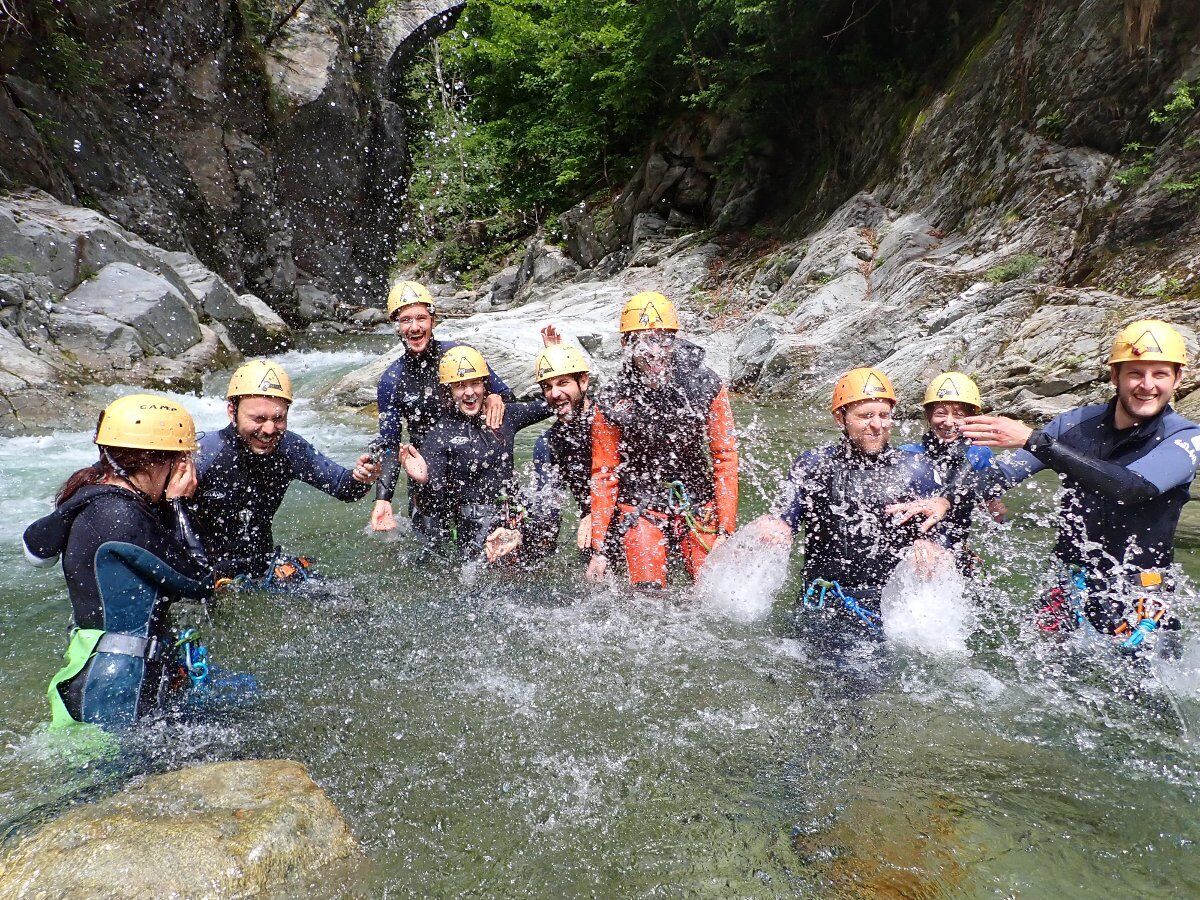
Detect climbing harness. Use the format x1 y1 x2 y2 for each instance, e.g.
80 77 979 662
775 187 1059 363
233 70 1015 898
1111 571 1178 654
1036 567 1087 633
802 579 883 632
664 480 718 552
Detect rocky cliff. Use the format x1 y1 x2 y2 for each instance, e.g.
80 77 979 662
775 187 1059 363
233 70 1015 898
352 0 1198 421
0 0 467 430
0 0 464 315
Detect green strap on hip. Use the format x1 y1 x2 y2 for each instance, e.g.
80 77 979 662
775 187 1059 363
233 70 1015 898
47 628 104 730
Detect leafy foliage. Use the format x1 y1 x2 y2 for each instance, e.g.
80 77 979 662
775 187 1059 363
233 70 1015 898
403 0 991 223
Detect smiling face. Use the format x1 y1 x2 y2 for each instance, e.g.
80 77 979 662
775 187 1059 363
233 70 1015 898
925 401 976 443
393 304 435 354
540 373 589 422
834 398 894 455
1111 360 1182 425
450 377 488 417
230 395 290 455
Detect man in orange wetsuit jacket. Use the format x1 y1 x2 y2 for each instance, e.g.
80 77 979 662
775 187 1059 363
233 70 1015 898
584 291 739 587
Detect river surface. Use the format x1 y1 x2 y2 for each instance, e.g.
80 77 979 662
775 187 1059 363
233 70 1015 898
1 341 1198 897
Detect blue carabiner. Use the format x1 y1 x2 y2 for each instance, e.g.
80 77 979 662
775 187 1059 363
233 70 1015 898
803 579 831 610
1120 617 1158 651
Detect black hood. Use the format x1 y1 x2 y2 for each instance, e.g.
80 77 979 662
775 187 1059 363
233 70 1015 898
23 484 137 561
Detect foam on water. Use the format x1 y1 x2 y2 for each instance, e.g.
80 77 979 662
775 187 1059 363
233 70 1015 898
694 529 790 622
881 549 975 657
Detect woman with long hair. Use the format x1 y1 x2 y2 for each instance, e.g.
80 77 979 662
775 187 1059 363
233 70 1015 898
23 394 213 729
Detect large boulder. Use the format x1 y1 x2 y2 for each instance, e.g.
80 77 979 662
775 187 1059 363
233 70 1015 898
0 760 359 899
236 293 294 352
60 262 203 357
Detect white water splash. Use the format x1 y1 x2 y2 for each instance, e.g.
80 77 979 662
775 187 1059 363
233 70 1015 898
881 549 975 657
694 529 790 622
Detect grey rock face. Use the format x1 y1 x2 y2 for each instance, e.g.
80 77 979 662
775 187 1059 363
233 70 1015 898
61 263 202 357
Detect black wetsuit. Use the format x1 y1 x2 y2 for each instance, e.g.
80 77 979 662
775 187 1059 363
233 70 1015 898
995 399 1200 631
375 339 514 510
23 485 212 725
900 435 1003 571
522 403 595 561
776 439 945 623
190 425 371 578
418 399 551 555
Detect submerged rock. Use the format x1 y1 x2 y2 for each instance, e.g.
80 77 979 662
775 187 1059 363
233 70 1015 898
0 759 358 899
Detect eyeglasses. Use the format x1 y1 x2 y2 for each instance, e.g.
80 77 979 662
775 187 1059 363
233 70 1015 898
627 330 675 348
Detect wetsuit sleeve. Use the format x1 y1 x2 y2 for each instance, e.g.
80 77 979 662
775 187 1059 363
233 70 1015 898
506 399 553 432
287 435 372 502
522 437 563 558
707 387 739 534
375 447 401 503
1024 426 1200 501
96 541 213 601
376 365 403 446
487 368 516 403
590 408 621 553
421 427 452 495
77 497 213 587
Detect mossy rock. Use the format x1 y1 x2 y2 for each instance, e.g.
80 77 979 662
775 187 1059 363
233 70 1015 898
0 759 359 899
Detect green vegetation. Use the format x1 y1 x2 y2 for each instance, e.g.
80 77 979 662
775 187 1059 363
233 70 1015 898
1148 80 1196 127
985 254 1043 284
1138 275 1186 299
1114 143 1156 186
1114 81 1199 193
377 0 999 272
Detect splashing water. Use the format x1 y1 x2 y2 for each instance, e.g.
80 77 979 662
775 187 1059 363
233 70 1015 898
881 549 975 657
694 529 791 622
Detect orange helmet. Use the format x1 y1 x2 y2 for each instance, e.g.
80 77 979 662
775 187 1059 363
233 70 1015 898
619 292 680 333
831 367 896 413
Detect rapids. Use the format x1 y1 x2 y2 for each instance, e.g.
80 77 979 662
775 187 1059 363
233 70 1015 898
1 341 1198 896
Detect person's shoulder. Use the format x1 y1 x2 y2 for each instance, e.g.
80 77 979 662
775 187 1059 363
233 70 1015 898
1050 402 1109 431
197 425 233 458
277 430 316 457
898 442 924 455
1162 406 1200 438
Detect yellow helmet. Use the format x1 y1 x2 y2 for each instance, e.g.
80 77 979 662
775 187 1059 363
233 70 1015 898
226 359 293 402
831 367 896 413
387 280 436 318
439 345 490 385
1108 319 1188 366
923 371 982 410
95 394 198 452
619 291 680 333
534 344 590 382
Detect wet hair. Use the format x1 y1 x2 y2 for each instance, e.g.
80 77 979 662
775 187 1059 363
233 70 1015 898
56 445 180 506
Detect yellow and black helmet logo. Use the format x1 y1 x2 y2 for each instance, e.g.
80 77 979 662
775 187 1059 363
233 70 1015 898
227 359 294 402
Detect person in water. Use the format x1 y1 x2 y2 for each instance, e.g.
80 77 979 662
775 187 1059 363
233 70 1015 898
900 371 1006 574
23 394 213 728
397 345 550 559
585 291 739 588
961 319 1200 651
744 367 953 638
189 359 379 580
370 281 514 533
485 334 597 564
